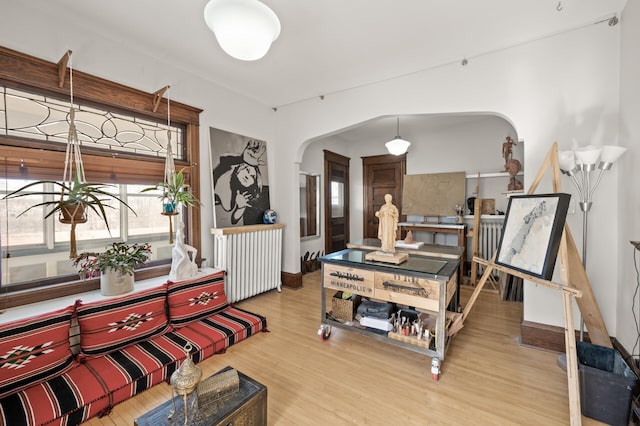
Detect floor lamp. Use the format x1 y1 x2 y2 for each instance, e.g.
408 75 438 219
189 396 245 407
559 145 627 341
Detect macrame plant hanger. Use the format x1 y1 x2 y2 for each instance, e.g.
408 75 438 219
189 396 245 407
59 51 88 258
160 86 178 243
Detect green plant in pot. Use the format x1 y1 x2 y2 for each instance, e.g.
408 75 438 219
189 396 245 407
142 168 200 214
73 242 151 296
141 168 200 244
3 173 136 258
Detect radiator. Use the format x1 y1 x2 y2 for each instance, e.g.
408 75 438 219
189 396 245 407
478 219 503 260
478 218 504 276
212 224 283 303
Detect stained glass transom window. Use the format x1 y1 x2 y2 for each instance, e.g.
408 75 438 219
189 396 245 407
0 86 183 159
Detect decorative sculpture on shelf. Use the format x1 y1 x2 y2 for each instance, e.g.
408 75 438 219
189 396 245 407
502 136 523 191
169 343 202 425
169 221 199 281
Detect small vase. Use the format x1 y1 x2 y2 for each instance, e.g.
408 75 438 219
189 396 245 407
100 268 134 296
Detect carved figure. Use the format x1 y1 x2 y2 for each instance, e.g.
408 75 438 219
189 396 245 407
502 136 515 164
375 194 399 253
169 221 198 281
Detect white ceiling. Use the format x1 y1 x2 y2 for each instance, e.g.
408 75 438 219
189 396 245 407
14 0 627 109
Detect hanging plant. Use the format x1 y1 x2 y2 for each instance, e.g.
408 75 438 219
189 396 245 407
141 86 199 243
3 172 136 258
142 168 200 212
2 51 135 258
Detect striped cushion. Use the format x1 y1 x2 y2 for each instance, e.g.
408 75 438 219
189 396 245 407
75 284 169 357
184 306 267 353
81 334 188 407
0 363 109 426
167 271 229 327
0 306 75 399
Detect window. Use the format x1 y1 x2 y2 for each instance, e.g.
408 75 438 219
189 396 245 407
0 47 202 306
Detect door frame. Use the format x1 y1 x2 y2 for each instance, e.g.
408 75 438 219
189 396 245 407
324 150 350 255
362 154 406 240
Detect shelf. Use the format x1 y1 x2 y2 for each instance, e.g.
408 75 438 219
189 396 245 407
466 171 524 179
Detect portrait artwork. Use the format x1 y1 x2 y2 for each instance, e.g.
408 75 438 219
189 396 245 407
209 127 270 227
495 193 571 280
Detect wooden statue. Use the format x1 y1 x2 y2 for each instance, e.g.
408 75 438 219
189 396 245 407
375 194 399 253
366 194 409 264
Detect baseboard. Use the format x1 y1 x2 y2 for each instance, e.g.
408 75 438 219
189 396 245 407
521 321 639 375
281 271 303 289
520 320 590 353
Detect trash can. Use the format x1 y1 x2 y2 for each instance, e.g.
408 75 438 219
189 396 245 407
577 341 638 426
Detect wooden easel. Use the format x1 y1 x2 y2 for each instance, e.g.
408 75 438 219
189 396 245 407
457 143 612 426
467 174 498 290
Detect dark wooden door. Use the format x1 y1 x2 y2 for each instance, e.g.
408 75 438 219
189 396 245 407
324 150 350 255
363 154 406 239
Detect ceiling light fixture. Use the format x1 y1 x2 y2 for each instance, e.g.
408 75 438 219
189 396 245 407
204 0 281 61
385 117 411 155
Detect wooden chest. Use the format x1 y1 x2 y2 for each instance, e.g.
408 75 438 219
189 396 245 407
135 367 267 426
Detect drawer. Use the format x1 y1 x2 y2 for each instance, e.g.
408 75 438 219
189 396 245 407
374 271 441 311
323 264 375 297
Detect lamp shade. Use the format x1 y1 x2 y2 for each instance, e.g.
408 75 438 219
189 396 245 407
385 137 411 156
574 145 601 166
600 145 626 164
558 150 576 171
204 0 281 61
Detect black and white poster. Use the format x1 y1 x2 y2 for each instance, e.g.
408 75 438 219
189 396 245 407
209 127 270 227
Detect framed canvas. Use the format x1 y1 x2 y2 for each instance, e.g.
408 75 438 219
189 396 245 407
209 127 270 227
495 193 571 280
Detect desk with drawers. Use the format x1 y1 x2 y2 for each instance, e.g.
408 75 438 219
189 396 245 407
319 249 459 365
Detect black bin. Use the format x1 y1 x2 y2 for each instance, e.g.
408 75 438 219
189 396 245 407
577 341 638 426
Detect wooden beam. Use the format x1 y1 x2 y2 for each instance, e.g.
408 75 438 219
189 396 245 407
564 227 612 348
57 49 72 88
473 256 582 297
152 85 170 113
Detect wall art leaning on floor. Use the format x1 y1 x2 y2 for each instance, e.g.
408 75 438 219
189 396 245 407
209 127 271 227
495 193 571 280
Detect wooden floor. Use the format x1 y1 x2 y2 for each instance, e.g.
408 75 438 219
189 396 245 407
84 271 604 425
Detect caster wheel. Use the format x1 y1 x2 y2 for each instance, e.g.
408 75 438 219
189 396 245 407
317 324 332 340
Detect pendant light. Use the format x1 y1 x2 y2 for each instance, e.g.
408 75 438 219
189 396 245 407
385 117 411 155
204 0 281 61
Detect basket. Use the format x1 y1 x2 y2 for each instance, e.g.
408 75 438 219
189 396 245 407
331 291 362 322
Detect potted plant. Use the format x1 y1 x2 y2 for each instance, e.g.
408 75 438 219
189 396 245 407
141 168 200 214
3 173 136 258
73 242 151 296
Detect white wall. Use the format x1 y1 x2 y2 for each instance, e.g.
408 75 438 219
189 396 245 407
279 22 622 338
617 0 640 353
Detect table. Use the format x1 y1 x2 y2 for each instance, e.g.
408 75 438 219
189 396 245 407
319 249 459 372
397 222 467 278
347 238 464 305
134 366 267 426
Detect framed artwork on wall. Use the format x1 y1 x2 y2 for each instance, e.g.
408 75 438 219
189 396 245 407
209 127 270 227
495 193 571 280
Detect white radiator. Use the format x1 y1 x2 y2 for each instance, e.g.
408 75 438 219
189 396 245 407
478 218 504 276
212 224 283 303
478 219 503 260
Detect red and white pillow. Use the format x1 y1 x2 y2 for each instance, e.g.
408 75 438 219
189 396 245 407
0 306 76 398
167 270 229 327
75 284 169 357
